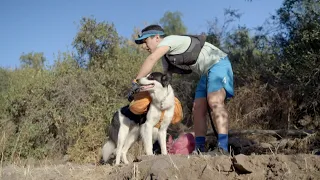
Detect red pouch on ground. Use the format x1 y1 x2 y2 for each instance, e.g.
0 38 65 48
167 133 195 155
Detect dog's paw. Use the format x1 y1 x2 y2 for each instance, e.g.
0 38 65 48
114 162 125 167
161 152 168 155
146 151 154 156
115 159 121 166
123 159 129 164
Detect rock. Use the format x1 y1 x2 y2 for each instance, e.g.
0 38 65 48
213 156 233 172
277 139 288 148
229 137 255 148
260 142 273 149
232 154 252 174
298 115 312 126
200 164 226 179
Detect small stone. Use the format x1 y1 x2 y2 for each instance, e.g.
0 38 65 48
232 154 252 174
260 142 273 149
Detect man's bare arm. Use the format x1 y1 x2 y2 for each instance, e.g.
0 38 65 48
135 46 170 79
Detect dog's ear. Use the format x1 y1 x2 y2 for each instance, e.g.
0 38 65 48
161 73 172 87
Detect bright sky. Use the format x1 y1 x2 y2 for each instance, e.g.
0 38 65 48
0 0 283 68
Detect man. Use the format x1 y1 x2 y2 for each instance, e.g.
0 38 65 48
129 24 234 154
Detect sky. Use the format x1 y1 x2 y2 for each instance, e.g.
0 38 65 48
0 0 284 69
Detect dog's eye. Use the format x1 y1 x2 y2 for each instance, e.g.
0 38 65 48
147 75 153 80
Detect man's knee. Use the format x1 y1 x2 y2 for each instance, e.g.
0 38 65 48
208 101 228 119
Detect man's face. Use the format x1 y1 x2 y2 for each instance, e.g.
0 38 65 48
142 35 160 53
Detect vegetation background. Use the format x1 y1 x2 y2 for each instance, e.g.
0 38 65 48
0 0 319 163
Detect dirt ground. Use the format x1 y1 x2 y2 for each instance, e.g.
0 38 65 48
1 153 320 180
1 134 320 180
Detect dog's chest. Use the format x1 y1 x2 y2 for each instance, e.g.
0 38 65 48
147 104 174 120
147 106 162 119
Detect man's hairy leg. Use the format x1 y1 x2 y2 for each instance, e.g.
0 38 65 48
207 88 229 152
192 97 208 152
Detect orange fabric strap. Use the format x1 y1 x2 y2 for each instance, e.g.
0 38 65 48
154 111 165 129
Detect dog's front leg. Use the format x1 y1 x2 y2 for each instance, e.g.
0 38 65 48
115 125 129 165
121 126 140 164
158 120 171 155
141 123 154 155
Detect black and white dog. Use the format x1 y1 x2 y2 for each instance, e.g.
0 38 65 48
101 72 175 165
137 72 175 156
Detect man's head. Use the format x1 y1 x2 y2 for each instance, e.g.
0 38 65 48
135 24 165 53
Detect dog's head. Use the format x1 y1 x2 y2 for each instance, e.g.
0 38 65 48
137 72 172 92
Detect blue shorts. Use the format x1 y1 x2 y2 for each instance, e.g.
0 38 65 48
194 56 234 99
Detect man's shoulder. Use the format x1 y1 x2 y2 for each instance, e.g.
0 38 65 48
159 35 191 46
163 35 191 40
163 34 207 45
158 35 192 54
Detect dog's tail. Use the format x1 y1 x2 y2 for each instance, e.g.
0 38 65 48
102 140 116 163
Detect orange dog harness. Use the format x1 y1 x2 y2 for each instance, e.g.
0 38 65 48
129 91 183 128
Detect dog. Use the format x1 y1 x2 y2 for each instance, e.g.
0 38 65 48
101 72 175 165
137 72 175 156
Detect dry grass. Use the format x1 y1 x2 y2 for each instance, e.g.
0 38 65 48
226 82 295 131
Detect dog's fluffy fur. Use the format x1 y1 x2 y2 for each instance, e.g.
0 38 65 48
101 72 175 165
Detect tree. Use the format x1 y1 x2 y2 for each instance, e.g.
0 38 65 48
274 0 320 90
271 0 320 126
20 52 46 70
72 17 120 68
206 8 275 85
206 8 243 48
159 11 187 35
0 68 9 93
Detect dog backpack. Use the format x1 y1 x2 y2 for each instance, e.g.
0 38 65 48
129 91 183 126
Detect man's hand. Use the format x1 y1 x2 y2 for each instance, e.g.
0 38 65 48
127 80 140 102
